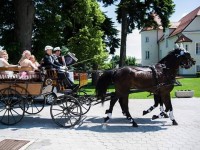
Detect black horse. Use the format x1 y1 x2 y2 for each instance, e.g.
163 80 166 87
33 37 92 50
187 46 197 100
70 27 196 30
96 46 196 127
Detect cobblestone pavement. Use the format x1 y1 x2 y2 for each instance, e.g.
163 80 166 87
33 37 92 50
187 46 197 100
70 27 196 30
0 98 200 150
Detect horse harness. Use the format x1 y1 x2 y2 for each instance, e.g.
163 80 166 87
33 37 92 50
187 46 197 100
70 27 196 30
149 64 177 94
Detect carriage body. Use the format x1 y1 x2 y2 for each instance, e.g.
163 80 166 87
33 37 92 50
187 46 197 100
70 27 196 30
0 66 85 127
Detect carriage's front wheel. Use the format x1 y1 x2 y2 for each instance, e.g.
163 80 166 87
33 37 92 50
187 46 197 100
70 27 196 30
23 95 45 115
50 95 82 128
0 88 25 125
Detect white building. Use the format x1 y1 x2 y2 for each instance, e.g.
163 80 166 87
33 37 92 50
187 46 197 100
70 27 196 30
140 6 200 75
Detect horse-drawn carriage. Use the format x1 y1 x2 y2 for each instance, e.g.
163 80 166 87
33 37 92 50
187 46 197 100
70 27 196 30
0 46 196 128
0 66 89 128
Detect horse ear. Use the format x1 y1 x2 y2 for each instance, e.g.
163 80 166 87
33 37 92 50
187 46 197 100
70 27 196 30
180 43 184 50
175 43 179 49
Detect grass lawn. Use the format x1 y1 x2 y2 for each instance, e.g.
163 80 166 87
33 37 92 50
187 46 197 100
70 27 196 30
77 77 200 99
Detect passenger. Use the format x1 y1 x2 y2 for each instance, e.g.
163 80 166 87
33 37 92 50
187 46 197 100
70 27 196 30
29 55 40 70
52 47 65 65
42 45 78 91
0 50 16 78
18 50 38 71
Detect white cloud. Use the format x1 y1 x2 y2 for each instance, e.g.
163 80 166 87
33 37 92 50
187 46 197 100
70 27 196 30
114 25 141 59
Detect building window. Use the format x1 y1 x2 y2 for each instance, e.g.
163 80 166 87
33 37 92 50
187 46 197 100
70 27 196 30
196 43 200 55
145 51 150 59
185 44 188 51
197 65 200 72
145 37 149 43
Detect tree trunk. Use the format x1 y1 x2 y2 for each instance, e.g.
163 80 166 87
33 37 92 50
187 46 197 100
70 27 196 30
119 8 128 67
13 0 35 51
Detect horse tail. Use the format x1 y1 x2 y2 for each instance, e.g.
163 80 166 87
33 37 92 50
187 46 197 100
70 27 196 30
95 70 114 103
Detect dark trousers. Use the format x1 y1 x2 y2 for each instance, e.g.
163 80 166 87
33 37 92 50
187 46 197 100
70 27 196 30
58 71 74 88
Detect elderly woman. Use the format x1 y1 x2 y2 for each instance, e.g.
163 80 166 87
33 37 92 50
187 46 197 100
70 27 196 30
18 50 38 71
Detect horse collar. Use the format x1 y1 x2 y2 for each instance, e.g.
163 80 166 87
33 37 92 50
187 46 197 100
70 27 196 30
149 66 159 86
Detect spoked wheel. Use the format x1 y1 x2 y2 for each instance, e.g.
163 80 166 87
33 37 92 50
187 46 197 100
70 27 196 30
50 95 82 128
76 90 91 115
45 93 57 105
23 95 45 115
0 88 25 125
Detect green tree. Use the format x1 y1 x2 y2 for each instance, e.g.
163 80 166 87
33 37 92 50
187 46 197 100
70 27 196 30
98 0 175 67
110 55 136 68
0 0 119 65
67 0 108 70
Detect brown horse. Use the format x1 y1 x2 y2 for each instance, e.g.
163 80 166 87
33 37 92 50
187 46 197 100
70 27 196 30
96 47 196 127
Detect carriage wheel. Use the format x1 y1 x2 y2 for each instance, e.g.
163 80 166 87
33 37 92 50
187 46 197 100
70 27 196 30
23 95 45 115
0 88 25 125
76 90 91 115
45 93 57 105
50 95 82 128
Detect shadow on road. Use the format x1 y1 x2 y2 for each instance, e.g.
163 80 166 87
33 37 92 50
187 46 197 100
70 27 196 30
76 116 168 133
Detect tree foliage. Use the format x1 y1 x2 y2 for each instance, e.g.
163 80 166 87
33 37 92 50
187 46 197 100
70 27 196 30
98 0 175 66
110 55 136 68
0 0 120 68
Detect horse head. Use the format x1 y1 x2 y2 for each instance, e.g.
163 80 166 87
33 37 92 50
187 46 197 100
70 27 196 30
159 45 196 70
174 48 196 69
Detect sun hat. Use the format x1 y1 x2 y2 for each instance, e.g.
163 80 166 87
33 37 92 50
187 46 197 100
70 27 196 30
45 45 53 51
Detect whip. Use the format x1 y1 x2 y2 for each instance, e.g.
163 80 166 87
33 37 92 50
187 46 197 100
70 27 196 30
67 57 96 67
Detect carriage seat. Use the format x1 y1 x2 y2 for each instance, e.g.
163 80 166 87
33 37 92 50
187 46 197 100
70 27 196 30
0 66 40 81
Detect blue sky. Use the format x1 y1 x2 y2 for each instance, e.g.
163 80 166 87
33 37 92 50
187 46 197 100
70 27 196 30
100 0 200 59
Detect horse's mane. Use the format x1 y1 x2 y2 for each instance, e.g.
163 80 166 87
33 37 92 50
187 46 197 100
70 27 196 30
158 49 180 64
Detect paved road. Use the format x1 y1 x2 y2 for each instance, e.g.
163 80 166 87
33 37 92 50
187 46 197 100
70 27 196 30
0 98 200 150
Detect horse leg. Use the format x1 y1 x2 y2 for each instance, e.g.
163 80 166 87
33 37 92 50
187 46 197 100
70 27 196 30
164 98 178 125
159 101 169 118
118 97 126 116
151 95 169 119
121 95 138 127
103 95 118 124
143 94 159 115
152 94 178 125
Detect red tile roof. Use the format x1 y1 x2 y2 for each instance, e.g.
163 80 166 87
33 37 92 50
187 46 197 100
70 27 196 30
170 6 200 37
175 34 192 43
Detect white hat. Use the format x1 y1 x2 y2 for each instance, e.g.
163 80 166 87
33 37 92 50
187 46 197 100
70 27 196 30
45 45 53 51
53 47 61 51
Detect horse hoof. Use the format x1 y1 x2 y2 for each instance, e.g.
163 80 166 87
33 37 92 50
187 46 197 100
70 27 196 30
172 120 178 125
152 115 159 120
143 110 148 116
132 122 138 127
163 113 169 118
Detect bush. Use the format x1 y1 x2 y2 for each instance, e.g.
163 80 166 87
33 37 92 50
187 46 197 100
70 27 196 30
196 72 200 77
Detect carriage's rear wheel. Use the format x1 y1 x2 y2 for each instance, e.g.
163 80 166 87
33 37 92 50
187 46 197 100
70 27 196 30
0 88 25 125
23 95 45 115
76 90 91 115
50 95 82 128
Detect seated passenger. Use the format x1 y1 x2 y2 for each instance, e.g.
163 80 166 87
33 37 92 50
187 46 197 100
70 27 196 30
0 50 17 78
29 55 40 70
18 50 38 71
42 45 78 90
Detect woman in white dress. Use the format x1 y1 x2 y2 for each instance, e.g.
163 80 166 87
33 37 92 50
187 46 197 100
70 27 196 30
0 50 17 78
